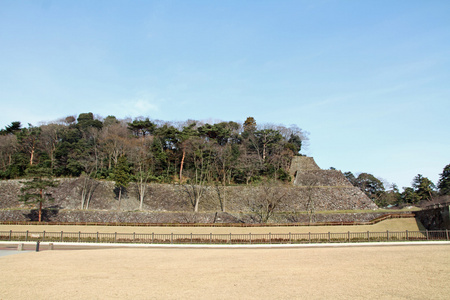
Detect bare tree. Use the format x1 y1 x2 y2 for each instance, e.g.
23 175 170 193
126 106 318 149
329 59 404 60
79 173 99 210
0 134 18 172
182 137 213 212
246 181 287 223
128 137 155 210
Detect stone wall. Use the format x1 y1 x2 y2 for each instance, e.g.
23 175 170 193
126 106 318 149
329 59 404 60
414 205 450 230
0 179 376 213
0 209 407 225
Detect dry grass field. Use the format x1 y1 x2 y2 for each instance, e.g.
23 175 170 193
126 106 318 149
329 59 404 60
0 244 449 299
0 217 426 235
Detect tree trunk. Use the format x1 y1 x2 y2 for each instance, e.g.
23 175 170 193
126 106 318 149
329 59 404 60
118 188 122 210
179 149 186 182
39 189 43 222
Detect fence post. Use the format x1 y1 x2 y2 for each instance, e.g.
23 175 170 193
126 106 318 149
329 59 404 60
61 231 63 242
114 232 117 243
133 232 135 243
96 232 99 243
191 233 193 243
249 233 252 245
78 231 81 242
367 231 370 242
406 230 408 241
9 230 12 241
348 231 350 243
426 230 429 240
26 230 29 242
308 232 311 243
446 229 449 241
289 232 292 244
269 232 271 244
229 233 232 245
171 233 173 244
43 231 46 242
152 232 154 244
386 230 389 241
210 233 212 244
328 232 331 243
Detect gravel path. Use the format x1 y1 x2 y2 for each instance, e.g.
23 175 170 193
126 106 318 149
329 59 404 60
1 244 448 299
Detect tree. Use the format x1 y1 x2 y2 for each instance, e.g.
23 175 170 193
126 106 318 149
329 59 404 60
246 181 287 223
182 137 213 212
354 173 385 204
0 121 22 135
437 164 450 195
243 117 257 133
17 125 41 166
19 167 58 222
401 187 420 204
412 174 435 202
113 155 131 210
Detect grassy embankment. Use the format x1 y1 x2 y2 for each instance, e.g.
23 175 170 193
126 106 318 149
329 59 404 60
0 217 426 234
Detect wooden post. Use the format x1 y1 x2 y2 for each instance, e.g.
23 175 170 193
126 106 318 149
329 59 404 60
43 231 46 242
446 229 449 241
210 233 212 244
289 232 292 244
249 233 252 245
328 232 331 243
348 231 350 243
61 231 63 242
406 230 408 241
78 231 81 242
9 230 12 241
269 233 271 244
191 233 193 243
114 232 117 243
308 232 311 243
152 232 154 244
426 230 429 240
229 233 232 245
171 233 173 244
386 230 389 241
367 231 370 242
96 232 99 243
133 232 135 243
26 230 29 242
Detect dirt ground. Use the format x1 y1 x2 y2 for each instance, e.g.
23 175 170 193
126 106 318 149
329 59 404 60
0 217 425 234
0 244 448 299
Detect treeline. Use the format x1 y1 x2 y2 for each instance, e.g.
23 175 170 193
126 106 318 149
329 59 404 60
0 113 305 185
344 167 450 208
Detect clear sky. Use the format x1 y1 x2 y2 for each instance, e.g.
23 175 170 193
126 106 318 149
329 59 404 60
1 0 449 189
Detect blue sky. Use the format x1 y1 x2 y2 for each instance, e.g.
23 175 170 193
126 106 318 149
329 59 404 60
1 0 449 189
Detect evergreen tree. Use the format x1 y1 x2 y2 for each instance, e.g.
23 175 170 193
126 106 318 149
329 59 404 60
19 167 58 222
437 164 450 195
113 155 131 209
412 174 435 202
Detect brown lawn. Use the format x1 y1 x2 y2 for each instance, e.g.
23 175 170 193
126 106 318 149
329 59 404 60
0 244 449 299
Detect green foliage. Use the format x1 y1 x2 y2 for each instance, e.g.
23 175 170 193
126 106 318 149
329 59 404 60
401 187 421 204
355 173 385 202
437 164 450 195
412 174 435 201
114 155 131 189
0 114 307 186
19 167 58 222
0 121 22 135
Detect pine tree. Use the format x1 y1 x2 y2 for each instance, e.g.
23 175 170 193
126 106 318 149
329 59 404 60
437 164 450 195
114 155 131 210
19 167 58 222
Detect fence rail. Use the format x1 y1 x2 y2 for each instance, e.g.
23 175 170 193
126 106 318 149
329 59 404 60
1 230 449 245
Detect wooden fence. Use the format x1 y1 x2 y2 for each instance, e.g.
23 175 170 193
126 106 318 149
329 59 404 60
1 230 449 245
